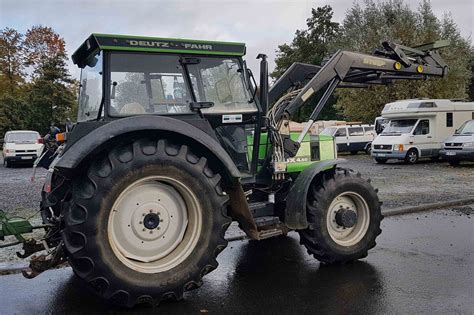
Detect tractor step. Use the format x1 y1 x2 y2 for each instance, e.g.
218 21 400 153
248 201 274 217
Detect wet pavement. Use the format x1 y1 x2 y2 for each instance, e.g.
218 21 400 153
1 209 472 314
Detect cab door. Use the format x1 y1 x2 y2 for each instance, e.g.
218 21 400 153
411 119 434 156
184 56 259 177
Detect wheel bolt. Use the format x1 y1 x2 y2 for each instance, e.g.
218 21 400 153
157 212 161 215
149 231 153 234
142 228 146 232
160 219 164 222
157 227 161 230
142 213 145 217
139 221 143 224
149 209 153 213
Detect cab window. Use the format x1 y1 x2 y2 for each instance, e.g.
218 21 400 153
413 120 430 135
334 128 347 137
109 53 193 116
348 127 364 136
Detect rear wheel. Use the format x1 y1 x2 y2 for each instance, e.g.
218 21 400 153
62 138 231 307
365 145 372 155
298 168 382 264
4 159 10 168
405 149 418 164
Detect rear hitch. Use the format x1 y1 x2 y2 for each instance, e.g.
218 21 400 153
0 210 66 278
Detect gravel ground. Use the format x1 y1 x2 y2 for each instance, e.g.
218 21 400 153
0 153 472 264
339 153 474 209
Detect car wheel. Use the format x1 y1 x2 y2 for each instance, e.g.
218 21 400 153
448 160 460 166
405 149 418 164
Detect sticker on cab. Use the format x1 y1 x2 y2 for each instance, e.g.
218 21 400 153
222 114 243 123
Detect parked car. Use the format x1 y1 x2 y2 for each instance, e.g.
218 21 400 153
439 119 474 165
320 124 374 154
371 99 474 164
2 130 44 167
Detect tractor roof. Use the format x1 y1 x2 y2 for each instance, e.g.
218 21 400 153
72 33 246 68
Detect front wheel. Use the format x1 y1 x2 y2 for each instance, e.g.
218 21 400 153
62 139 231 307
405 149 419 164
298 168 382 264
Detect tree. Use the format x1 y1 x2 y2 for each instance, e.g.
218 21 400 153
0 27 25 95
24 26 76 132
24 25 66 78
335 0 472 122
271 5 342 121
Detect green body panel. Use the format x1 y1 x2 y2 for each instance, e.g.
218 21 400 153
247 131 336 173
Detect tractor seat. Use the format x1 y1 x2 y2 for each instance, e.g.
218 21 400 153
120 102 146 115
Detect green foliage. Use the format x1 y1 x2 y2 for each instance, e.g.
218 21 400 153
271 5 342 122
0 26 77 135
0 28 25 95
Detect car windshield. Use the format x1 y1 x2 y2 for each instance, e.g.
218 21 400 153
381 119 418 135
6 132 39 143
320 127 336 136
455 120 474 135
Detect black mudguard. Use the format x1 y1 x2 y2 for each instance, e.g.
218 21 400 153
285 159 345 230
54 115 241 181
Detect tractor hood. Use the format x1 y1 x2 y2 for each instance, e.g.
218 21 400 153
72 33 246 68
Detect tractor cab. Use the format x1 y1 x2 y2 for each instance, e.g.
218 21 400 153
72 34 261 176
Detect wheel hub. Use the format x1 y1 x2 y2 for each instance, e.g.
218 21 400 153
143 212 161 230
326 192 370 246
335 208 357 228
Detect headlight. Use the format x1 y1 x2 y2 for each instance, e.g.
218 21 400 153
463 142 474 147
5 149 15 153
393 144 404 151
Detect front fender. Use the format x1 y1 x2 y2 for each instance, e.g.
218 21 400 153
285 159 345 230
55 116 241 180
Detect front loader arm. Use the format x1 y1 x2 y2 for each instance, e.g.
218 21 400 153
284 41 448 117
269 40 449 123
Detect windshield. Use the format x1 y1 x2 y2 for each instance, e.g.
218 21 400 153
78 53 103 121
455 120 474 135
187 57 256 113
320 127 336 136
110 53 192 116
381 119 418 135
5 132 39 143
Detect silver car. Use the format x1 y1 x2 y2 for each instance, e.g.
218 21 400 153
440 120 474 165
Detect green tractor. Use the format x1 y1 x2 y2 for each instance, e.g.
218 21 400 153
1 34 448 307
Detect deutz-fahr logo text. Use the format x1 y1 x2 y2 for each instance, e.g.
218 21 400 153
126 39 213 50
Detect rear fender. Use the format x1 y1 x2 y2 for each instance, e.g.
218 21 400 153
285 159 345 230
55 116 240 180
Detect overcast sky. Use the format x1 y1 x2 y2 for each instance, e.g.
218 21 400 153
1 0 472 78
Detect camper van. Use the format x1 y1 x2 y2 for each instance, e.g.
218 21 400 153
371 99 474 164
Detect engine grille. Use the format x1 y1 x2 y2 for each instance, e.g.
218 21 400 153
373 144 392 150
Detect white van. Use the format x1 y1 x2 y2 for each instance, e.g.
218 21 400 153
371 99 474 164
320 124 375 154
2 130 44 167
